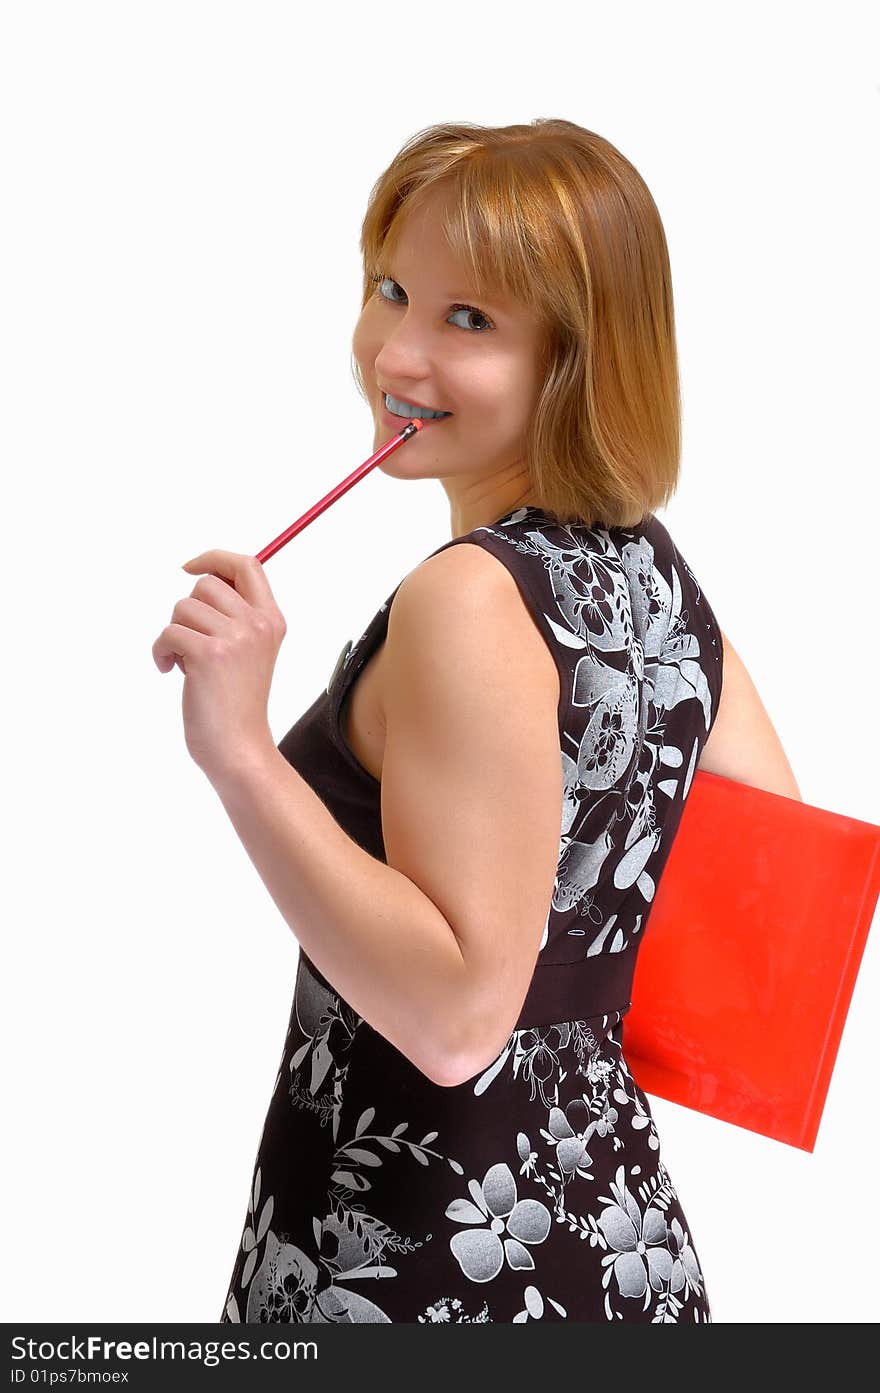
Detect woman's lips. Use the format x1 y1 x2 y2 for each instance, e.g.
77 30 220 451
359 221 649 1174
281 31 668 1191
379 396 452 430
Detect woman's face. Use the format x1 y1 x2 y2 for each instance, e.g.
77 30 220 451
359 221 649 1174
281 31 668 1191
351 186 547 532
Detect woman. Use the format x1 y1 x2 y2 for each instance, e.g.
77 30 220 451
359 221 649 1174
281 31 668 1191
153 119 800 1323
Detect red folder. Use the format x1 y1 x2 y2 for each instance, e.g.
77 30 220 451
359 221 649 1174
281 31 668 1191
624 770 880 1152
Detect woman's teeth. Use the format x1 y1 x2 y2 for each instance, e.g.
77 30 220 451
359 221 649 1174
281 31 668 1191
384 392 452 420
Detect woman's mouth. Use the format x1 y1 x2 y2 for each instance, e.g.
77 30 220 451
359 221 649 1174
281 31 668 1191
381 391 453 422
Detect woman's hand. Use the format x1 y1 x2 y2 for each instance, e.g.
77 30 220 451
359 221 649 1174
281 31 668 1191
152 549 287 783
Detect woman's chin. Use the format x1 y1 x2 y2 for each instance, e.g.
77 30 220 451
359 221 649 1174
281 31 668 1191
370 410 453 478
375 454 434 480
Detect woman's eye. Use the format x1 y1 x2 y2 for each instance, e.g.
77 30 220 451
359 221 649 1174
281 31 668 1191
449 305 493 333
377 275 406 303
374 275 494 332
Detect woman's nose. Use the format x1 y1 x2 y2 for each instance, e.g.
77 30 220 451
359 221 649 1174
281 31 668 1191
374 317 435 379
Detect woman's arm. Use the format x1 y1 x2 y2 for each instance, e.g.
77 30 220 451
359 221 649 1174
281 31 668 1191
697 629 802 800
209 543 562 1087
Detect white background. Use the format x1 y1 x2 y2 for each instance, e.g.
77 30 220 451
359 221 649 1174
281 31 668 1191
2 0 878 1323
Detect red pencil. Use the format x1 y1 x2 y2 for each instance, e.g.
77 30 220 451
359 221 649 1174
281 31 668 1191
254 419 424 565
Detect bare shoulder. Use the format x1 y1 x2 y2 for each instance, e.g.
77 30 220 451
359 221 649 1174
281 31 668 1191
697 629 802 800
379 541 560 721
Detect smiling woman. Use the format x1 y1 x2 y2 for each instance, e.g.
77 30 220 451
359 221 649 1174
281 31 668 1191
350 117 682 538
212 119 740 1324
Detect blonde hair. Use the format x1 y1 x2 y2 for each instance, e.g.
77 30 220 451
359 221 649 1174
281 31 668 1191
352 118 682 529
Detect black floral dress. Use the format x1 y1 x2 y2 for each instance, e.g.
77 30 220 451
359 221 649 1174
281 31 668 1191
219 505 723 1324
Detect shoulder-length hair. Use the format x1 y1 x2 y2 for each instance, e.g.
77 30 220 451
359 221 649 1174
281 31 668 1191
353 118 681 529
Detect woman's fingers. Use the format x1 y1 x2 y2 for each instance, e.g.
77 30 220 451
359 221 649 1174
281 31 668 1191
181 551 279 614
172 593 236 637
186 572 250 619
152 621 208 674
154 550 287 678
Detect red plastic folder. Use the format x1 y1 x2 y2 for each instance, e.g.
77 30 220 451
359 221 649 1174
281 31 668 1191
624 770 880 1152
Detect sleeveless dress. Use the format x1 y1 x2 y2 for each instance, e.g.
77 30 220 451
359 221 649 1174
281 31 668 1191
219 504 723 1325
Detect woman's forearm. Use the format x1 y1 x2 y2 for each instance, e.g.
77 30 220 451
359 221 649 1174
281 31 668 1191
207 741 472 1086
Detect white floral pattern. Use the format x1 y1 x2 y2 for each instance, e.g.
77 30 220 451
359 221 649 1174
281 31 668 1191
219 507 722 1323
